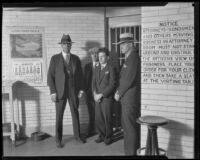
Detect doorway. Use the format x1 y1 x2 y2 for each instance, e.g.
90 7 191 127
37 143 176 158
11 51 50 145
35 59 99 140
107 13 142 148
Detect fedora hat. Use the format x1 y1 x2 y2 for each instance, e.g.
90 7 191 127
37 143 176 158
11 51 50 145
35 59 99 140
112 33 139 45
58 34 74 44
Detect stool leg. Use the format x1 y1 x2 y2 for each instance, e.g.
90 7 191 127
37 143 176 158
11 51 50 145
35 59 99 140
154 128 159 155
145 128 152 155
151 126 159 155
150 127 156 155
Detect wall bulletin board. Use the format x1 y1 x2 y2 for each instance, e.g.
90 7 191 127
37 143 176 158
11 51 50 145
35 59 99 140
5 26 47 86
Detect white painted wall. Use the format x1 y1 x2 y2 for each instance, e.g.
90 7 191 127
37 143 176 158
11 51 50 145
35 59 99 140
2 7 105 136
141 2 194 159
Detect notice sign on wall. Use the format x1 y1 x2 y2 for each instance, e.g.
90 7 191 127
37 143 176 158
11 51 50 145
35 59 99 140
142 21 194 85
13 61 42 84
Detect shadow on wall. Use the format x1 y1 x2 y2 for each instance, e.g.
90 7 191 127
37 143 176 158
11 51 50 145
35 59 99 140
13 81 41 139
163 119 194 158
81 41 101 64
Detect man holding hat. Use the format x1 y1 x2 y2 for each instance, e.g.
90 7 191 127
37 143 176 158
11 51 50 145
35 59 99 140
113 33 140 155
84 47 99 137
47 34 86 148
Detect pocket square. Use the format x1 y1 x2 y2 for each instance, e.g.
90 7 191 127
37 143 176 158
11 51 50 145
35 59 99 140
105 71 109 74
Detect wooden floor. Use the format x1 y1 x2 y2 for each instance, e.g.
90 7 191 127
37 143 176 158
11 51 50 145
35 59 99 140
3 130 124 157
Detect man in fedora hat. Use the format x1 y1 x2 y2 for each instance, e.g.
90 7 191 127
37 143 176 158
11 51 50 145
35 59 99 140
84 47 99 137
113 33 140 155
47 34 86 148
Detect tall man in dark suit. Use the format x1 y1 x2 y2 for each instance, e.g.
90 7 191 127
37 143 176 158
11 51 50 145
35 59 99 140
92 48 116 145
84 47 99 137
114 33 140 155
47 34 86 148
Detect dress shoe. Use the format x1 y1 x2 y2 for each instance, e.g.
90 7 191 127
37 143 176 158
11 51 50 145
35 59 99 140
87 131 97 137
75 137 86 144
104 138 112 145
95 136 104 143
56 142 63 148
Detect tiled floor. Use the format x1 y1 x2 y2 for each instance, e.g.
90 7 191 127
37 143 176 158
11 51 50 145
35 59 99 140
3 131 124 156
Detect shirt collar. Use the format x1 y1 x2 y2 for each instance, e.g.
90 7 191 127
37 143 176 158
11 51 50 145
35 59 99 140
93 61 99 67
101 63 107 69
62 51 70 57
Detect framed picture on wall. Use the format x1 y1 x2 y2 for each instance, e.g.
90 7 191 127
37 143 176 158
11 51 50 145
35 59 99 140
6 26 47 86
10 34 43 58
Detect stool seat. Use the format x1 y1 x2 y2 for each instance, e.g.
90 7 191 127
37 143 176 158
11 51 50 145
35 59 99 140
137 115 168 127
137 115 168 156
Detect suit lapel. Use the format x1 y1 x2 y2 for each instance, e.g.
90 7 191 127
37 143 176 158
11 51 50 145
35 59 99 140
70 54 75 74
58 53 65 72
120 51 132 76
89 63 93 74
99 64 108 85
96 65 101 85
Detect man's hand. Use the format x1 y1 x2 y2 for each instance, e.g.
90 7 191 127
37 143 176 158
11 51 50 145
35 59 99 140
78 90 84 99
51 93 57 102
94 93 103 103
114 91 120 101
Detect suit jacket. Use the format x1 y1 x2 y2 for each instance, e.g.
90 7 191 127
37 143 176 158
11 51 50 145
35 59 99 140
84 62 93 95
117 48 140 102
92 63 116 99
47 52 83 99
84 62 99 95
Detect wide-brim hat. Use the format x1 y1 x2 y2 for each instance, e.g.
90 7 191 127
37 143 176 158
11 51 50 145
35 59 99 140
112 33 139 45
58 34 75 44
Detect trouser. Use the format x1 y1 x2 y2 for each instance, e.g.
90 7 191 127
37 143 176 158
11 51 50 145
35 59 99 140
113 101 121 128
121 97 140 155
86 93 95 133
55 89 80 142
95 98 113 139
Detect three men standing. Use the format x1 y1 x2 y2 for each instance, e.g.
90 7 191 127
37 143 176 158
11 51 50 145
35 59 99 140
114 33 140 155
47 33 140 155
47 34 86 148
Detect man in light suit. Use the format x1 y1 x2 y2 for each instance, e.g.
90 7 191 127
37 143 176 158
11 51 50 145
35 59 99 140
114 33 140 155
47 34 86 148
84 47 99 137
92 48 116 145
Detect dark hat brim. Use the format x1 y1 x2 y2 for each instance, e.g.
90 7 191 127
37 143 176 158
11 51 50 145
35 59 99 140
112 39 139 45
58 42 75 44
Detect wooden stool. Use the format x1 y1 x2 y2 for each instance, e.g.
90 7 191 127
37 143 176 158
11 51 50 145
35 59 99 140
136 115 168 156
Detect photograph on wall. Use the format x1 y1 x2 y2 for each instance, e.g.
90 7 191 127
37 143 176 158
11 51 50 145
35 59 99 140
10 34 42 58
